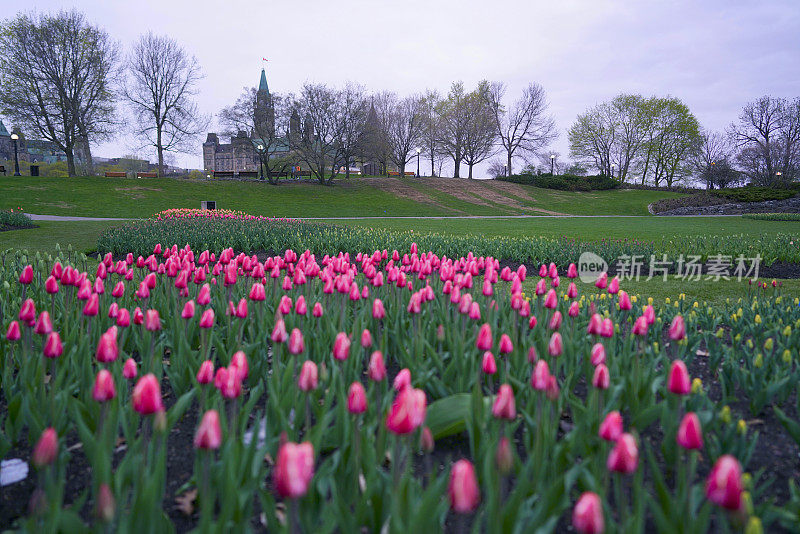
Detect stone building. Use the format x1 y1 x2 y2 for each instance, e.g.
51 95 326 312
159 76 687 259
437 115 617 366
203 69 286 175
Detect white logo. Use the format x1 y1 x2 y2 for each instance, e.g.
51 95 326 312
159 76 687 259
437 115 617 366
578 252 608 284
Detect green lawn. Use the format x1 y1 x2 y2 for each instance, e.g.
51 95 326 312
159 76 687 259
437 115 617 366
0 175 681 218
0 220 118 255
323 216 800 241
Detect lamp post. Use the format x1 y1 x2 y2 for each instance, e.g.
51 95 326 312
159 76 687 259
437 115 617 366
503 164 508 177
416 148 421 177
257 144 265 180
776 171 783 179
611 163 617 179
550 154 555 175
10 133 21 176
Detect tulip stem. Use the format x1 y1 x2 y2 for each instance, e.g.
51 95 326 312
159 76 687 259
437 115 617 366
614 474 627 529
290 497 300 534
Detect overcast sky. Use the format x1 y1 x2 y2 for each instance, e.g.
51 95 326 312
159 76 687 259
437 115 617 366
6 0 800 176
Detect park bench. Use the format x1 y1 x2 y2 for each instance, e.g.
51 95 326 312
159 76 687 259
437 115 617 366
388 171 400 176
238 171 258 178
213 171 234 178
387 171 416 177
104 171 127 178
136 172 157 178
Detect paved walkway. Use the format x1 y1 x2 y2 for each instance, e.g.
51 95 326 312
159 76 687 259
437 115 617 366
26 213 741 222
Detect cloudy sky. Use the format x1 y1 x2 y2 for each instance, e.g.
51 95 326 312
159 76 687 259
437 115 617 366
6 0 800 176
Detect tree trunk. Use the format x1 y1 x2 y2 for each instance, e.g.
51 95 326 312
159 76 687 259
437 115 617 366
453 154 461 178
156 127 164 177
66 147 76 177
507 150 513 176
468 163 474 179
399 163 405 177
430 154 435 177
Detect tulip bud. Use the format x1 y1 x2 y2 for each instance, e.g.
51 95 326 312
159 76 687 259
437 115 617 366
347 382 367 414
448 460 480 513
420 426 435 453
6 320 21 341
607 433 638 474
592 364 610 390
333 332 351 360
121 358 137 380
34 311 53 335
288 328 304 355
572 492 604 534
705 455 743 510
677 412 703 450
495 436 514 475
667 360 691 395
386 387 426 435
368 351 386 381
476 323 492 351
96 483 115 523
298 360 318 392
43 331 63 359
92 369 117 402
132 374 163 415
481 351 497 375
194 410 222 450
491 384 516 420
599 411 623 442
393 368 411 391
548 332 563 357
274 441 315 498
181 300 196 319
32 427 58 469
669 315 686 340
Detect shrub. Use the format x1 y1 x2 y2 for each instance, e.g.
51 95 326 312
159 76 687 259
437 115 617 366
743 213 800 222
497 173 620 191
715 185 799 203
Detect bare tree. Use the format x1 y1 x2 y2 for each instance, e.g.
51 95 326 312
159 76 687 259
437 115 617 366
123 32 208 177
385 94 425 177
438 81 469 178
462 84 498 178
730 96 800 185
0 10 118 176
483 81 556 175
691 130 734 188
287 83 345 185
219 87 293 184
335 83 369 179
419 89 443 176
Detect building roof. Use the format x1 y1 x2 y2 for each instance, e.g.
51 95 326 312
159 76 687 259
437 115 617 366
0 119 9 137
259 68 269 95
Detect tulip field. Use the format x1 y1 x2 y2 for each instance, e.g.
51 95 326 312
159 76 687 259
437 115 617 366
1 211 800 532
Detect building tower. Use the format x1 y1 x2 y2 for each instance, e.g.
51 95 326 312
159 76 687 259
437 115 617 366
254 68 275 137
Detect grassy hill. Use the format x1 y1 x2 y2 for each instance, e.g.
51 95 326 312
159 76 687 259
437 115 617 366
0 175 682 218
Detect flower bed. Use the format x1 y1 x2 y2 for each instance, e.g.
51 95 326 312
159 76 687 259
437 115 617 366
1 240 799 532
96 210 800 266
0 209 35 231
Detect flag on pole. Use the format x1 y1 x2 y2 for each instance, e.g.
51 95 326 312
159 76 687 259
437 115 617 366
262 58 269 62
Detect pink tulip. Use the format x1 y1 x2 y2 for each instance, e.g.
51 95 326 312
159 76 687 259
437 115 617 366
385 387 426 435
669 315 686 340
288 328 304 355
607 433 638 474
230 350 248 380
19 265 33 285
32 427 58 469
45 275 59 294
83 294 99 317
607 277 619 295
567 263 578 278
587 313 602 336
197 360 214 384
592 364 610 390
476 323 493 351
199 308 215 329
618 290 631 310
181 300 196 319
44 332 63 359
492 384 516 420
218 367 242 399
116 308 131 328
393 368 411 391
531 360 550 391
194 410 222 450
590 343 606 366
705 455 743 510
249 282 266 301
548 311 563 330
92 369 117 402
271 319 288 343
197 284 211 306
368 351 386 381
448 460 480 513
481 351 497 375
677 412 703 450
123 358 138 379
544 288 558 309
6 320 21 341
298 361 318 391
144 309 161 331
372 298 385 319
347 382 368 414
573 492 604 534
548 332 563 357
132 374 163 415
34 311 53 336
312 302 324 317
599 411 623 442
594 272 607 289
667 360 691 395
96 331 119 363
632 316 648 336
274 441 315 499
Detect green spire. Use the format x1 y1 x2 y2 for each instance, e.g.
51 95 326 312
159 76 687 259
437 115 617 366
0 118 9 137
258 68 269 94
